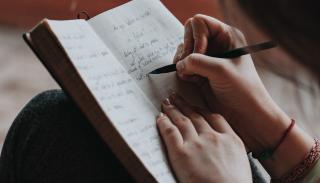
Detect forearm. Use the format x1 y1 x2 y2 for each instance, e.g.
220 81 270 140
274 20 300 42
260 124 314 178
234 94 314 178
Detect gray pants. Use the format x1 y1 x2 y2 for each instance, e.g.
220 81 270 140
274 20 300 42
0 90 267 183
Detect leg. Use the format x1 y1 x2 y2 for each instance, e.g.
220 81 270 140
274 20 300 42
0 90 268 183
0 90 134 183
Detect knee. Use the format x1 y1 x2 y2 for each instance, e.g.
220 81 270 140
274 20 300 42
26 89 72 115
19 89 81 123
9 89 83 139
1 89 74 164
0 90 89 181
3 89 87 152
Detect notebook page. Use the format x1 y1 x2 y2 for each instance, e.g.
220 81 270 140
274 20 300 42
89 0 204 109
47 20 176 183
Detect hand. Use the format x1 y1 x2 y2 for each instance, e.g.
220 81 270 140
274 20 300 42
173 14 291 154
157 93 252 183
173 14 314 178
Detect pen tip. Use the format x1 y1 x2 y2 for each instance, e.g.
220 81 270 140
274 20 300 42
148 71 156 75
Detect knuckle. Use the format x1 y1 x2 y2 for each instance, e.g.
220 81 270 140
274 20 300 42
189 113 202 121
193 14 205 20
209 113 225 122
184 18 193 26
187 53 201 66
176 148 190 158
163 126 177 136
192 140 204 150
202 132 219 142
178 116 191 124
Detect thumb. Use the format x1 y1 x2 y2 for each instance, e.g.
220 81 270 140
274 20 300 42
176 53 228 79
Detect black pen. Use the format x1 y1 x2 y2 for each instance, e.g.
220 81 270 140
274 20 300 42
149 41 277 74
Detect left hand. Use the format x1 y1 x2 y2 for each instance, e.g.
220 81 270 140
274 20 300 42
157 93 252 183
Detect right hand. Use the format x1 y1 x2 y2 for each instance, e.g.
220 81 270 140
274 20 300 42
174 14 291 154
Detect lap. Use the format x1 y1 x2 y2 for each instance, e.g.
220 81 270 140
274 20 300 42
0 90 133 183
0 89 267 183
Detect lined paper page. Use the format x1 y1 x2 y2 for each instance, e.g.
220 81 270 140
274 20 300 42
89 0 204 109
47 20 176 183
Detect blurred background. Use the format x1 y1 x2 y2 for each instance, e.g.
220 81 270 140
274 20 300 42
0 0 319 170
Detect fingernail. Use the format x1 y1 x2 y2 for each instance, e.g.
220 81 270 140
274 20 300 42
157 112 165 118
163 98 171 105
176 61 184 71
170 92 177 100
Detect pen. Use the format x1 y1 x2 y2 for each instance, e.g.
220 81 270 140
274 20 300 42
149 41 277 74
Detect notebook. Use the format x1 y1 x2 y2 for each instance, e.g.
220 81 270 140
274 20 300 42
24 0 204 182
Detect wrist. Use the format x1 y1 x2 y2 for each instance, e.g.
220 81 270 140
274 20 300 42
261 125 314 178
234 92 314 178
233 95 291 154
252 99 292 151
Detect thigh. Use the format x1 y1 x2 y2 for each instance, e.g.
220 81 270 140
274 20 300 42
0 90 134 183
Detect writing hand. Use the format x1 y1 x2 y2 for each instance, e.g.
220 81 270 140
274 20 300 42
173 14 290 154
173 14 314 178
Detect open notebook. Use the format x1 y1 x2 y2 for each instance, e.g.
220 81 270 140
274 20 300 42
24 0 204 182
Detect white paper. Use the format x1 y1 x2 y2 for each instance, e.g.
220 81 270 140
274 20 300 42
48 20 176 182
89 0 203 109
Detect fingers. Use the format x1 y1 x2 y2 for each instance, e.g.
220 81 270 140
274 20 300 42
173 43 184 64
173 44 205 83
183 16 209 55
183 14 232 55
176 14 236 80
199 110 234 134
193 14 229 38
160 93 235 137
183 19 194 58
191 16 209 54
170 94 212 134
192 14 233 53
176 53 229 79
161 98 198 140
157 113 183 149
